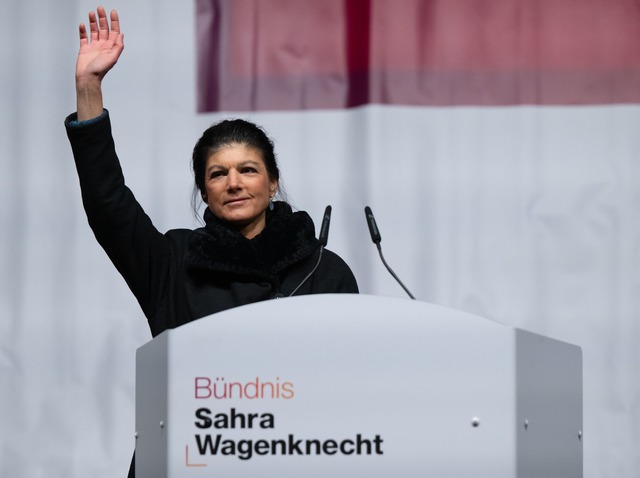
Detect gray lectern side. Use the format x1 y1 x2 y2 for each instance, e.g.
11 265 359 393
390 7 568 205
135 294 582 478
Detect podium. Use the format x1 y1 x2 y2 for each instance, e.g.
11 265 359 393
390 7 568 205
135 294 582 477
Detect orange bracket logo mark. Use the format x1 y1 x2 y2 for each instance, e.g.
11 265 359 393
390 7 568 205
185 445 207 467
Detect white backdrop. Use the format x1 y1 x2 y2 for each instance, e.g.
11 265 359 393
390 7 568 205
1 1 639 477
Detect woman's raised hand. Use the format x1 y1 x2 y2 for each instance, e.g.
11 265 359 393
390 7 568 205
77 6 124 83
75 6 124 120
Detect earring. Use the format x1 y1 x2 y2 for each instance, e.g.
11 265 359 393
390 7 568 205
268 197 274 210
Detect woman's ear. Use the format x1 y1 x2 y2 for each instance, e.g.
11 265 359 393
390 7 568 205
269 180 278 198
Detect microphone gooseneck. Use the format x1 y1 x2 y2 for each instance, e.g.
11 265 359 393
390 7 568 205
364 206 416 300
288 205 332 297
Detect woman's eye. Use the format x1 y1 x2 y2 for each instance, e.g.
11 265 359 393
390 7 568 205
210 171 224 179
242 167 257 174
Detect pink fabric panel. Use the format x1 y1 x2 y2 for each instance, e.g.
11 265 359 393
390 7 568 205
196 0 640 111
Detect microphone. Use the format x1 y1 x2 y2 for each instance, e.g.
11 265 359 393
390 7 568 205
288 205 331 297
364 206 381 244
364 206 416 300
318 205 332 247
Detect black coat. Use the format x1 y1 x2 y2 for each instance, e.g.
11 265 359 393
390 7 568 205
65 111 359 338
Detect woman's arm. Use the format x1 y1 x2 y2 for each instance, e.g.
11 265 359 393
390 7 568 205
67 8 171 321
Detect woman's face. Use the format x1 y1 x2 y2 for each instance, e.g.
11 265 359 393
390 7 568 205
204 144 278 238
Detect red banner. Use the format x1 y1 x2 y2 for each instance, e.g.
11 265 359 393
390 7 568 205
196 0 640 111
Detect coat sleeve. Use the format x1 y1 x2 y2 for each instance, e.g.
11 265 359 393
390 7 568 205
65 110 171 319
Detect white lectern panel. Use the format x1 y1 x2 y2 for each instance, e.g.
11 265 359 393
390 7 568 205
135 294 582 477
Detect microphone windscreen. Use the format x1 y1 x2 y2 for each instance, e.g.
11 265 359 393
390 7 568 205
319 205 332 247
364 206 382 244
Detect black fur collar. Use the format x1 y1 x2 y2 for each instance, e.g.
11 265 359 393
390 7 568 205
185 201 319 279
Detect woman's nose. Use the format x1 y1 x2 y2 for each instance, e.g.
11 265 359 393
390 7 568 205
226 169 242 189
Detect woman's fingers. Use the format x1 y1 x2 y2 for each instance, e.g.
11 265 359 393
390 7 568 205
82 7 122 46
88 10 98 43
78 22 88 46
109 9 121 36
96 6 110 41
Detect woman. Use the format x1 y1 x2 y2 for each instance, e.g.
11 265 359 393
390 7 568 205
65 7 358 476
